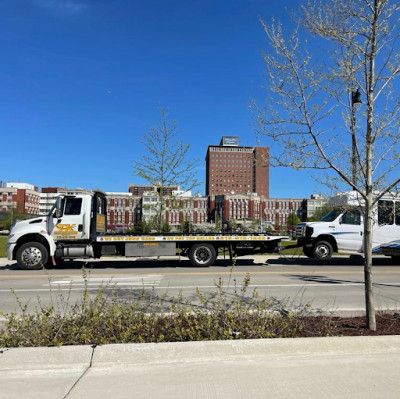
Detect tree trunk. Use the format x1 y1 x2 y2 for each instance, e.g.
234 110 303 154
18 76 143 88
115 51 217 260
362 0 378 332
363 193 376 331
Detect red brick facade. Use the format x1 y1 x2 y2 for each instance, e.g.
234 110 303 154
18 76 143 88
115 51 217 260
205 139 269 197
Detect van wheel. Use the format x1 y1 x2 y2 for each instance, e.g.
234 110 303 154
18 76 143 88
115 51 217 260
314 241 333 260
16 242 49 270
189 244 217 267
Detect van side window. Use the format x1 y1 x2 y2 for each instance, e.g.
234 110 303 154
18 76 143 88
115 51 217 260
395 202 400 225
378 200 394 225
64 198 82 215
341 210 361 225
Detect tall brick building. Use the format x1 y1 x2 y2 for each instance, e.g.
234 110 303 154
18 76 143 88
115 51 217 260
205 136 269 197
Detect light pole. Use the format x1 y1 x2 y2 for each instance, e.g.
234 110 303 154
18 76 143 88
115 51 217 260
351 88 362 187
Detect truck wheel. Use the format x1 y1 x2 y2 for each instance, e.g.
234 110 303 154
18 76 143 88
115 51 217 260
189 244 217 267
303 246 314 258
313 241 333 260
16 242 49 270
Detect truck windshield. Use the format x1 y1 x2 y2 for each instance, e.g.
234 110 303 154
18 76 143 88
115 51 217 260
320 209 342 222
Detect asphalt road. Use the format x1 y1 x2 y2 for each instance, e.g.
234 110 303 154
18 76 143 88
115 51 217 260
1 254 400 320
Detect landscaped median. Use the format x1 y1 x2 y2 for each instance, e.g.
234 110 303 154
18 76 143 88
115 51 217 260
0 273 399 348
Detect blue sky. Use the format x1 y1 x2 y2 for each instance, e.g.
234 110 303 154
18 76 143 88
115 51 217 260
1 0 324 198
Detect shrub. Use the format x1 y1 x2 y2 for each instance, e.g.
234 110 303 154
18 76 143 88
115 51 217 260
0 271 336 347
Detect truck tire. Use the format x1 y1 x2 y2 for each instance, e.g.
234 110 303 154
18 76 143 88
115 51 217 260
189 243 217 267
313 240 333 260
16 242 49 270
303 246 314 258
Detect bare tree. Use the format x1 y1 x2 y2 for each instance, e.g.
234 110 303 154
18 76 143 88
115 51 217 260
253 0 400 330
133 108 200 229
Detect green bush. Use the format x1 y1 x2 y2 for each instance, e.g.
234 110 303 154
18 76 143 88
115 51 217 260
0 236 6 258
0 271 336 347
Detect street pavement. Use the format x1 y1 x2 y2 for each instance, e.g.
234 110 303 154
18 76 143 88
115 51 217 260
1 255 400 398
1 336 400 399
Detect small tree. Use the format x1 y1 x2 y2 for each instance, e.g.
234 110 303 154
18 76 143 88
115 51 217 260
254 0 400 330
133 108 200 228
287 213 300 232
1 208 28 231
134 220 150 234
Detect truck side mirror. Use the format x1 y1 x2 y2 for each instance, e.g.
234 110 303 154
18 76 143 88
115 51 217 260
54 197 63 219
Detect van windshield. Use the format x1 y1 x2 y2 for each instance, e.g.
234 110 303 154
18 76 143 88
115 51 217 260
320 209 342 222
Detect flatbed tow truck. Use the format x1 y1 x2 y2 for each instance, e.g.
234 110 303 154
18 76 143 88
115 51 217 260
7 190 286 270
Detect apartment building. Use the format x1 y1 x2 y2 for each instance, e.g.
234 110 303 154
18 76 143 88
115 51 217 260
106 192 141 229
0 183 40 215
205 136 269 197
165 195 208 228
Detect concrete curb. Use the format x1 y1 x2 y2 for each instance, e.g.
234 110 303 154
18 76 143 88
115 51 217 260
2 336 400 370
2 337 400 399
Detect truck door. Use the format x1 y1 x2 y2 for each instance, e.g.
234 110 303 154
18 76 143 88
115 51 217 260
51 195 90 241
336 210 363 252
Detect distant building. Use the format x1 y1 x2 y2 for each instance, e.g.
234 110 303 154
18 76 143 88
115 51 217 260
165 194 208 228
0 183 40 215
205 136 269 197
6 182 38 191
106 192 141 229
302 195 328 220
209 193 303 228
39 187 65 215
129 184 179 196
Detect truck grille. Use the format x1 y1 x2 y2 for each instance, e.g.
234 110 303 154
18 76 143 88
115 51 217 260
295 224 306 238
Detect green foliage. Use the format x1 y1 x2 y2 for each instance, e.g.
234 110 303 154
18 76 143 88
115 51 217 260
287 213 300 231
180 220 193 234
146 215 171 233
0 271 337 347
133 220 151 234
0 209 28 231
161 221 171 233
307 204 333 222
0 236 6 257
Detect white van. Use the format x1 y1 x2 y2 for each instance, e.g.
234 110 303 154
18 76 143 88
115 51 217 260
295 191 400 259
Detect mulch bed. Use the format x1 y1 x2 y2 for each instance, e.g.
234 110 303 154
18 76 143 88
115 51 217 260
301 313 400 336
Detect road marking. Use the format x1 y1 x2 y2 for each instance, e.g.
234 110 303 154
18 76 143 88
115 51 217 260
1 282 399 293
48 275 163 287
2 269 400 279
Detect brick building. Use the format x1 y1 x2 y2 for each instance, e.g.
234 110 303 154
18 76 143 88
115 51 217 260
209 193 303 229
205 136 269 197
165 195 208 228
0 183 40 215
106 192 141 229
129 184 179 196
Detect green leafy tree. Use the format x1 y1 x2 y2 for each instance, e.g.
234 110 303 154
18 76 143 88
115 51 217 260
287 213 300 231
134 220 150 234
254 0 400 330
133 108 200 228
1 209 28 231
307 204 333 222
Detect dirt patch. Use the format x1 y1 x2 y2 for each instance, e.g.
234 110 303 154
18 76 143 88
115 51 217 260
299 313 400 336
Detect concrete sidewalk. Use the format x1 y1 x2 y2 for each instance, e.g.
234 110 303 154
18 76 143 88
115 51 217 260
2 336 400 399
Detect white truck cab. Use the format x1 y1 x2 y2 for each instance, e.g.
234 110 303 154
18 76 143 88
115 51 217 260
7 190 107 269
295 191 400 259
